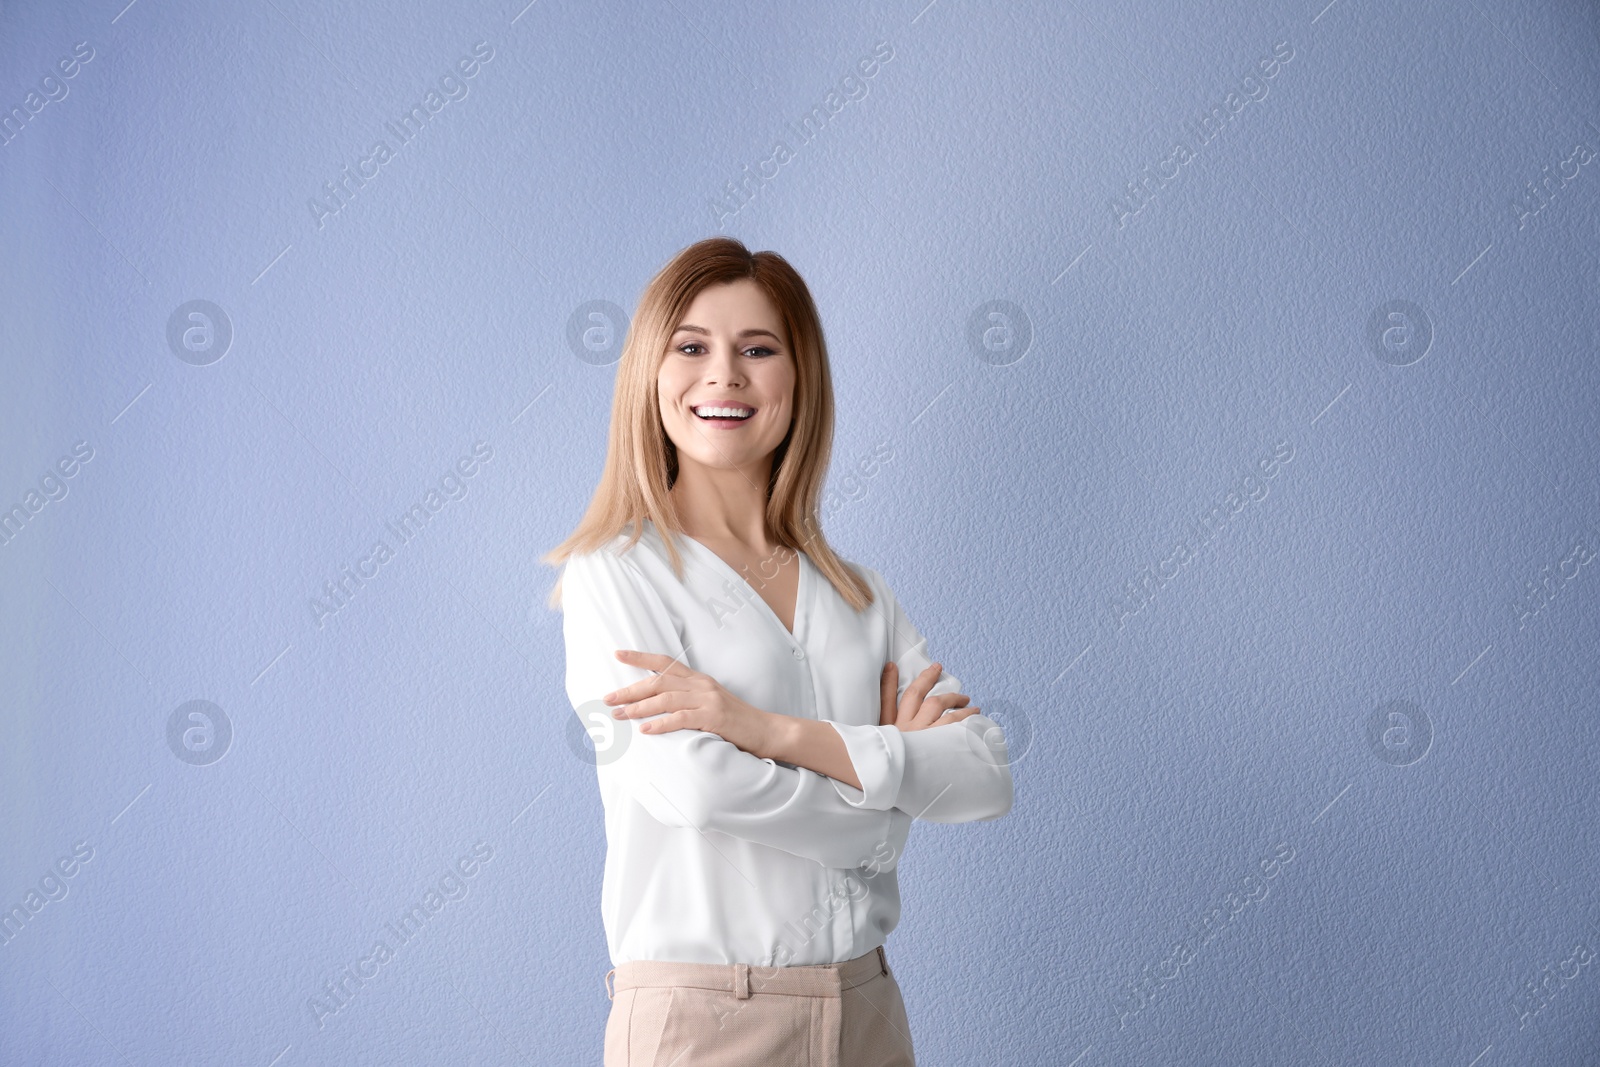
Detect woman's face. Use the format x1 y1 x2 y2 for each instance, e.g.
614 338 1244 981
658 279 796 478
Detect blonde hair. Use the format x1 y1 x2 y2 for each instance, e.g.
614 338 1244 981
543 236 874 613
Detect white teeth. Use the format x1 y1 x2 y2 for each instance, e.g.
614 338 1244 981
693 406 753 419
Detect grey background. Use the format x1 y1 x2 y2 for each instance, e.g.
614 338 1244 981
2 0 1598 1064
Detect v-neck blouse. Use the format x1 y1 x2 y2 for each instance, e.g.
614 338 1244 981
677 530 805 639
560 519 1014 967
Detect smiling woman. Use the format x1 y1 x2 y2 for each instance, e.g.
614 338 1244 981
654 279 799 566
543 236 1011 1067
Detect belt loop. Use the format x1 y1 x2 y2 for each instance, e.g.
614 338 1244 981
604 968 616 1001
734 963 751 999
876 945 888 977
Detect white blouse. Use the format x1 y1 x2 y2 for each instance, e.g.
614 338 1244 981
560 519 1013 967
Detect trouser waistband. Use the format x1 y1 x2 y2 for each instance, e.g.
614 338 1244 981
605 945 888 1001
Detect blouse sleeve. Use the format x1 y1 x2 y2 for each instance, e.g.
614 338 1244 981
825 568 1015 824
561 547 911 870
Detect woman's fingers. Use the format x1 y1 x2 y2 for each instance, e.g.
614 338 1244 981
613 648 693 676
611 691 690 720
604 650 695 703
897 663 944 724
635 709 689 734
912 691 970 728
879 663 898 727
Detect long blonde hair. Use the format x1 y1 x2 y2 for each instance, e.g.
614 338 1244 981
543 236 874 613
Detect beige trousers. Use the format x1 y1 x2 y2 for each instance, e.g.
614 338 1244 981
602 945 916 1066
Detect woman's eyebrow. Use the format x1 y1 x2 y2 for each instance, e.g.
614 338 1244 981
671 324 784 342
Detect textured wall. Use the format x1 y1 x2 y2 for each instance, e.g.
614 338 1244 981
2 0 1598 1064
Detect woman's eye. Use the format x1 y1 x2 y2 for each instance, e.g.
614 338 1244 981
674 343 775 357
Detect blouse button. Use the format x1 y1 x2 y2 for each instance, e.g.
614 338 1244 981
791 646 805 660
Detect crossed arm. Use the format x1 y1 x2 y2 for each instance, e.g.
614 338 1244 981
605 652 975 790
561 550 1014 870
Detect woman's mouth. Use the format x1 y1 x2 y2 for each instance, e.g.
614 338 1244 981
691 404 756 425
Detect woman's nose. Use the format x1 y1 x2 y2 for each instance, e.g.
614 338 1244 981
705 345 745 384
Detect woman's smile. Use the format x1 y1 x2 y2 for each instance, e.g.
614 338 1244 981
690 401 758 427
657 278 795 473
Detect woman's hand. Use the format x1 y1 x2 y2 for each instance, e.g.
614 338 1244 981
880 661 982 731
603 650 778 757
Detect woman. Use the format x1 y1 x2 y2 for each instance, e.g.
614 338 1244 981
545 236 1014 1066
